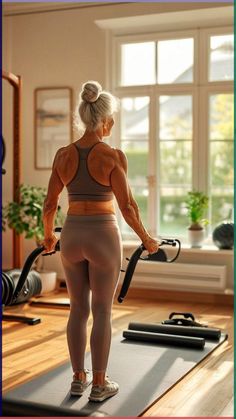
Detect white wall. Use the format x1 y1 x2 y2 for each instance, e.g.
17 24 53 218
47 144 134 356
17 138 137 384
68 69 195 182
2 2 233 288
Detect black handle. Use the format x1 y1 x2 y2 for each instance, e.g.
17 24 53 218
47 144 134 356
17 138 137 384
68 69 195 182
11 246 45 304
118 238 181 304
11 240 60 304
117 244 145 303
169 312 195 321
161 239 181 263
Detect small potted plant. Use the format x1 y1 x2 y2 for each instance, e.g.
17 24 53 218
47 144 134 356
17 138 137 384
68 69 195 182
2 184 65 294
185 191 209 248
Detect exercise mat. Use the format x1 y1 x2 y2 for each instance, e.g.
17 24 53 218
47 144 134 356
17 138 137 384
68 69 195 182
3 332 227 417
128 322 221 340
123 329 205 349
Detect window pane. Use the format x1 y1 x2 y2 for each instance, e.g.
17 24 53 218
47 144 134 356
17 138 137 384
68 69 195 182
209 34 234 81
210 190 233 228
210 142 234 187
160 141 192 185
121 42 155 86
159 95 192 140
120 185 148 237
158 38 193 84
209 94 234 140
121 97 149 140
122 141 148 180
159 187 190 236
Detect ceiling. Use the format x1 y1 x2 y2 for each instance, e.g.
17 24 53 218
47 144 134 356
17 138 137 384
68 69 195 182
2 2 127 16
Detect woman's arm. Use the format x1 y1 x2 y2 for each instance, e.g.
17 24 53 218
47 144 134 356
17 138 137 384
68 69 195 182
42 152 64 251
110 149 159 254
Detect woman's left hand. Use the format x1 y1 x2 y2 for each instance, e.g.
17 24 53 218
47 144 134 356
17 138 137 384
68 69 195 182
42 233 58 253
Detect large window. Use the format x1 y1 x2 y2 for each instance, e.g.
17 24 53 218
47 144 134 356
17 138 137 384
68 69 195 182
112 28 234 240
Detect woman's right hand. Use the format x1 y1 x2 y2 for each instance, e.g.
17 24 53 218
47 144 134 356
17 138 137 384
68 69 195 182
143 236 160 254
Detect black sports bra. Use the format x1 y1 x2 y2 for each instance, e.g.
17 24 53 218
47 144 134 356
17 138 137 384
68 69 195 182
66 142 113 202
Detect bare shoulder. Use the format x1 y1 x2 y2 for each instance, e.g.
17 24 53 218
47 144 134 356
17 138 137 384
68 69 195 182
53 143 75 165
98 143 127 167
55 143 74 156
110 147 127 172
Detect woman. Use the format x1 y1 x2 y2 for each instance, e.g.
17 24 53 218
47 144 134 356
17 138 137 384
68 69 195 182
42 81 159 402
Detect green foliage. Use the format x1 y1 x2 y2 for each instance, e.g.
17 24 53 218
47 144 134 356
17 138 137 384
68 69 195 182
185 191 209 227
125 150 148 178
2 184 65 244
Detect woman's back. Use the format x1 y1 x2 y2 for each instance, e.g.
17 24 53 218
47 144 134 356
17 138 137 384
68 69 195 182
55 140 116 189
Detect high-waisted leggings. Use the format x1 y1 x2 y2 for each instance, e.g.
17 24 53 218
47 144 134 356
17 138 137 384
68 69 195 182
60 214 122 374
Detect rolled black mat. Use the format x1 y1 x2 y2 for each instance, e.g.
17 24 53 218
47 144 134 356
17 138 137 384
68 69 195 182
2 397 101 417
128 322 221 340
123 329 205 349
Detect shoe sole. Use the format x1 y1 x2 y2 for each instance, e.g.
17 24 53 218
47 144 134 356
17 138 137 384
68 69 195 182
70 379 92 396
88 389 119 402
70 390 83 396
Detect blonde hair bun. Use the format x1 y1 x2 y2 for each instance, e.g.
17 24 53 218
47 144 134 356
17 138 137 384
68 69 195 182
81 81 102 103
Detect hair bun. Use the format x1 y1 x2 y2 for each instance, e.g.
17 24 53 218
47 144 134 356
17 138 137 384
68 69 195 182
81 81 102 103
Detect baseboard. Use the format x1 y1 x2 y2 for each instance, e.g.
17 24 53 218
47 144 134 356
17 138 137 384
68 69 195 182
58 278 233 306
114 286 234 306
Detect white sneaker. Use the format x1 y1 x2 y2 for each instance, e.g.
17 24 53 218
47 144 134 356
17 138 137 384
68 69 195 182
70 369 92 396
89 377 119 402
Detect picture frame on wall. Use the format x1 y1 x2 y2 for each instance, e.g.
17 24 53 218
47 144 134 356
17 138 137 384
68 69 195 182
34 87 73 169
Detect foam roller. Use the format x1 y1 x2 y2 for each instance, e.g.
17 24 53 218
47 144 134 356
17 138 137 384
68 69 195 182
123 329 205 349
128 322 221 341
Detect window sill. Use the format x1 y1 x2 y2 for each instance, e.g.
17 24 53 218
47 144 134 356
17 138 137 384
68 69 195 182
122 240 233 256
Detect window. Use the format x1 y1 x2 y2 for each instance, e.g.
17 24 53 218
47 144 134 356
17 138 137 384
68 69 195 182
209 93 234 227
112 28 234 241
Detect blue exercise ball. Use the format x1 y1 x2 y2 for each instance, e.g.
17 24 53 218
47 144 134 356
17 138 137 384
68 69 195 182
212 222 234 249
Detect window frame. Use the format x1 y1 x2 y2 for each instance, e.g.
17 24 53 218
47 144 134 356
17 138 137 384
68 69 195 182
110 25 234 242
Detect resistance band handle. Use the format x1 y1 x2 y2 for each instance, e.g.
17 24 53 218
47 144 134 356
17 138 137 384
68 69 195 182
11 240 60 304
169 312 195 321
117 244 145 303
161 239 181 263
118 238 181 303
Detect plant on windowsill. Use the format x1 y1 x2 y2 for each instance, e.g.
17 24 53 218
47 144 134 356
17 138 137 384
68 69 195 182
185 191 209 248
2 184 65 294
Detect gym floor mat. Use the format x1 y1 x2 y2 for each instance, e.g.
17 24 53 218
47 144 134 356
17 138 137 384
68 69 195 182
3 332 227 417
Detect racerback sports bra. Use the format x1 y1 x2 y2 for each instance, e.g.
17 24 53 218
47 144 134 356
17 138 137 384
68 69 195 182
66 142 113 202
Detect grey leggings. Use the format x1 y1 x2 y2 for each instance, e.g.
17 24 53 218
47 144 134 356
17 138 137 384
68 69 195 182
60 214 122 374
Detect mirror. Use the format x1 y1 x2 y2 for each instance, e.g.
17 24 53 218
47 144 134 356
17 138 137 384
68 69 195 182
2 71 23 268
34 87 73 169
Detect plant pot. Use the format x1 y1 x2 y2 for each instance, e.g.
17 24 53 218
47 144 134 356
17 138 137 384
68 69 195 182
188 226 205 248
37 270 57 295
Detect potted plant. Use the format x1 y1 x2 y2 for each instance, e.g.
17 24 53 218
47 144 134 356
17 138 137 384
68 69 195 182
185 191 209 248
2 184 65 294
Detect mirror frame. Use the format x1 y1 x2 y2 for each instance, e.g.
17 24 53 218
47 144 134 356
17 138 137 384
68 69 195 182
2 70 23 268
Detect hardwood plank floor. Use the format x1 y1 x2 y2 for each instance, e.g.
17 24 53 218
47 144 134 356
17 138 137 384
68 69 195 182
2 290 234 417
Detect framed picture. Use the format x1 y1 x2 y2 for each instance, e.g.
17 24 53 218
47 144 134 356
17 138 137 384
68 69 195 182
34 87 73 169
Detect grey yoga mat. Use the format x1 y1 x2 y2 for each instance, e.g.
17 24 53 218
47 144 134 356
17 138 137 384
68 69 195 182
3 332 227 417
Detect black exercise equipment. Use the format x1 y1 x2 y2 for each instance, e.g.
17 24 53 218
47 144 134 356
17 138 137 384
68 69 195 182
118 238 181 303
2 269 42 325
122 311 222 349
162 311 203 326
2 398 96 417
2 269 42 306
127 322 221 341
212 221 234 250
2 228 62 325
123 329 205 349
1 135 6 174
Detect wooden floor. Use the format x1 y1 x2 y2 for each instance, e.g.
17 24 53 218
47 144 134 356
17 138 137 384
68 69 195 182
2 290 234 417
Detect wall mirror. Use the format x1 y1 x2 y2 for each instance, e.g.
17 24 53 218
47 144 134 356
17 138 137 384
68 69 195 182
34 87 73 169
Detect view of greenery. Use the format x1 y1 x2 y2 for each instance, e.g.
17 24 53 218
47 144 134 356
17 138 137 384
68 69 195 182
121 92 233 237
120 35 233 239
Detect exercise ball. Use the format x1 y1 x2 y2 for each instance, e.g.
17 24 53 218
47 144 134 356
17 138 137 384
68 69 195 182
212 222 234 250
